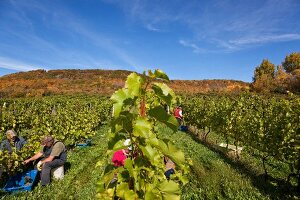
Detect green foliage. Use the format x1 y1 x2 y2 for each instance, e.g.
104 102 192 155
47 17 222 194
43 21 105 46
252 59 276 93
0 126 109 199
184 94 300 187
282 52 300 73
253 59 275 82
98 70 189 199
1 124 297 199
0 96 112 175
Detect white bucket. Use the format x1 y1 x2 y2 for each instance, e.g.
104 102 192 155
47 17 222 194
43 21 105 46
51 165 64 180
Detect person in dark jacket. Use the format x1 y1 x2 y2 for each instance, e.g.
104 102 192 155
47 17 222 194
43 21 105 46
0 130 27 153
24 136 67 186
0 130 27 178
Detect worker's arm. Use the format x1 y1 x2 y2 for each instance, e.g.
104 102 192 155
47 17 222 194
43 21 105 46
24 152 43 164
40 155 55 164
41 142 65 164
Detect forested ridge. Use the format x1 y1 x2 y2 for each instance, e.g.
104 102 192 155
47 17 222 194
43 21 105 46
0 69 249 98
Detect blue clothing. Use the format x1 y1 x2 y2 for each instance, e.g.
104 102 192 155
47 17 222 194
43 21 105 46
0 137 27 153
164 168 175 180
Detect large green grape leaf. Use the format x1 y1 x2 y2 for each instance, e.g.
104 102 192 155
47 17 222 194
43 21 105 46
145 189 160 200
166 142 185 165
152 139 185 165
124 190 136 200
111 111 134 133
148 106 178 131
158 180 180 200
108 133 126 150
140 144 161 165
124 158 133 177
116 183 136 200
125 73 142 97
152 83 174 105
133 117 153 138
111 89 128 116
112 140 126 150
154 69 169 81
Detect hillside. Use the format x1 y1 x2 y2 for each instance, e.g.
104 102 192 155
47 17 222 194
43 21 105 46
0 69 250 98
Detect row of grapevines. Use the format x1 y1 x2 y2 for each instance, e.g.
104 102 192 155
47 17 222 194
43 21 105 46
184 94 299 181
0 95 112 175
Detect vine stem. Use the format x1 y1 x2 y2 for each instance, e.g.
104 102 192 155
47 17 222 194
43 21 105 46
262 155 269 181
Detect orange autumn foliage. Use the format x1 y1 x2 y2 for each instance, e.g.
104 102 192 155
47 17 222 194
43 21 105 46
0 69 249 98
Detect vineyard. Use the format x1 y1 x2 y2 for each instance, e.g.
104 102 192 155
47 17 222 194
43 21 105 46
0 72 299 199
0 96 112 176
183 94 300 185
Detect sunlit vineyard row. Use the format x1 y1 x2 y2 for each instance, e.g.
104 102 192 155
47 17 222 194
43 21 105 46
0 95 112 175
183 94 300 180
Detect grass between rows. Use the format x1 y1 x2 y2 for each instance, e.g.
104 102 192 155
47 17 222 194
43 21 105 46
158 125 298 200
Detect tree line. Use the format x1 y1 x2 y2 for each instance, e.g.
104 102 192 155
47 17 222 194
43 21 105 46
252 52 300 93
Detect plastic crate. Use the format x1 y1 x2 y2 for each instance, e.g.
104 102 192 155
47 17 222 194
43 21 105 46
76 139 92 148
3 169 38 193
179 125 188 132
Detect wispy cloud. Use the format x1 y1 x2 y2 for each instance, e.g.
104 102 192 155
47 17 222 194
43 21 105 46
103 0 185 29
105 0 300 52
229 34 300 45
0 57 42 71
179 40 209 54
145 24 161 32
2 0 144 72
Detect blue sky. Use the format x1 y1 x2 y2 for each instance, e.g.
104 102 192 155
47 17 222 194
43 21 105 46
0 0 300 82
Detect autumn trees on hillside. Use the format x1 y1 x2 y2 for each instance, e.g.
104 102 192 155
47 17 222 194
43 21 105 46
252 52 300 93
0 69 250 98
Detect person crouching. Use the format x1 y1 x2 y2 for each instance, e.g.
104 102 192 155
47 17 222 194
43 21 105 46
24 136 67 186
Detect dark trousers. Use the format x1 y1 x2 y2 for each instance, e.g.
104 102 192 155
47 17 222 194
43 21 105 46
164 168 175 180
40 159 65 186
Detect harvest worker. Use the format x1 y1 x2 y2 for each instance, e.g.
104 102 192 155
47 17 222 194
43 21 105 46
24 136 67 186
0 130 27 153
174 105 183 125
110 139 132 185
164 156 175 180
112 139 132 167
0 130 27 178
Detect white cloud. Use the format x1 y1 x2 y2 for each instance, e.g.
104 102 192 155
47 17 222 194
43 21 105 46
145 24 161 32
0 57 42 71
229 34 300 45
104 0 300 52
179 40 209 54
3 0 144 72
